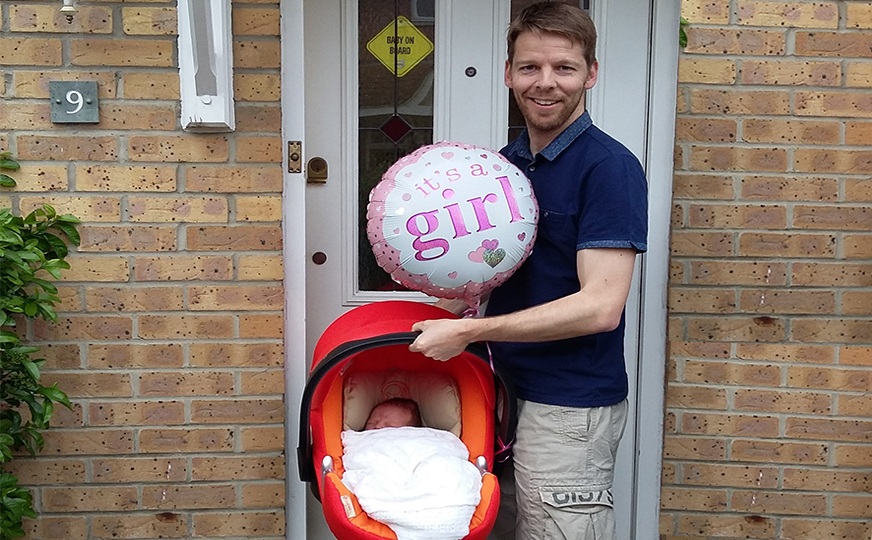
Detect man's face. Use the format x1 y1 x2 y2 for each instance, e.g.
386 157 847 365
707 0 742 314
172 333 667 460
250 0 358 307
364 403 415 430
505 31 598 144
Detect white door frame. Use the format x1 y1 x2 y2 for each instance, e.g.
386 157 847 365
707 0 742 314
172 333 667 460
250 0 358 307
281 1 680 538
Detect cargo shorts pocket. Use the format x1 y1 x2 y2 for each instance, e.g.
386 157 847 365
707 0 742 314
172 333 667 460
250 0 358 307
539 487 615 540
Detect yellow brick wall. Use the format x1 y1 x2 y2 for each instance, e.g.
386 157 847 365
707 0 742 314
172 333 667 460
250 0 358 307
0 0 285 537
664 1 872 538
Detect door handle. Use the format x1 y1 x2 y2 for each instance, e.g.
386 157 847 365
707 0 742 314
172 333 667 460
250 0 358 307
307 157 328 184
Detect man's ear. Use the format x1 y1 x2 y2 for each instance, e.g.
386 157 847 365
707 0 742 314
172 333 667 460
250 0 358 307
504 59 513 89
585 60 599 90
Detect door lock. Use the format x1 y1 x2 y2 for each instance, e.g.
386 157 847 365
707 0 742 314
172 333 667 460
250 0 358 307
307 157 328 184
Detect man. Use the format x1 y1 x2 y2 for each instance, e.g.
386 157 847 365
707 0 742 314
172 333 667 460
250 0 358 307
409 3 648 539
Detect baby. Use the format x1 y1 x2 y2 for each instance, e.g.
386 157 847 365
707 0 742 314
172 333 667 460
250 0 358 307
364 397 423 430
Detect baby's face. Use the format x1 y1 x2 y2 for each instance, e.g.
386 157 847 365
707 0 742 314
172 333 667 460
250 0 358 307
364 404 415 430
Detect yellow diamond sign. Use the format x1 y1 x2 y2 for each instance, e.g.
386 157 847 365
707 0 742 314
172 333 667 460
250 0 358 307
366 16 434 78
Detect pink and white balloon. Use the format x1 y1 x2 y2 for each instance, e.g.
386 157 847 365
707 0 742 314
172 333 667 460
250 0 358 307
367 141 538 306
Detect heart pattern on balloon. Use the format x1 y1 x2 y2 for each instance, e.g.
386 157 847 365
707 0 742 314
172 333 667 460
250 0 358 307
482 248 506 268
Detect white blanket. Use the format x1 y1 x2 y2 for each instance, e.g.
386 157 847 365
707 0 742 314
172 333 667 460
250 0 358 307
341 427 482 540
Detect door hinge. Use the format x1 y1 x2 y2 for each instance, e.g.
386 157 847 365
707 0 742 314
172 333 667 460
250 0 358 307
288 141 302 173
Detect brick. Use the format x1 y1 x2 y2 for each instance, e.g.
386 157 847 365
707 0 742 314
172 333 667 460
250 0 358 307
787 365 872 392
133 255 234 281
846 232 872 258
841 346 872 367
689 146 788 172
681 0 730 24
193 511 284 536
55 286 83 312
792 263 872 287
17 135 118 161
41 429 134 455
123 72 180 99
846 62 872 88
691 261 787 286
796 91 872 118
236 195 282 222
242 482 285 508
137 314 235 339
731 490 826 514
684 28 784 55
192 455 285 480
734 388 831 414
671 232 733 257
89 401 186 425
832 494 872 518
71 39 174 67
85 286 185 312
740 289 835 314
0 38 62 65
683 463 778 488
737 1 838 28
681 413 780 437
189 285 283 310
666 384 728 408
678 58 736 84
669 288 736 314
677 515 775 539
185 165 283 193
784 468 872 492
689 204 787 229
670 261 685 284
0 164 66 191
232 7 280 35
660 487 727 511
139 371 234 397
39 343 84 369
786 417 872 442
661 436 726 460
669 341 732 359
846 179 872 202
238 254 283 280
43 486 137 512
24 517 88 540
128 196 229 223
129 135 229 163
683 360 781 386
842 291 872 315
122 7 177 35
239 314 283 338
3 459 85 484
846 121 872 146
20 196 121 222
741 60 840 86
675 117 737 143
0 102 52 130
731 439 828 464
747 120 840 146
56 255 130 281
191 399 283 423
93 457 186 482
240 369 284 394
236 135 283 163
233 40 281 69
741 175 838 201
235 104 282 132
142 484 235 509
782 519 872 540
98 103 178 130
795 149 872 175
738 232 835 258
88 343 184 368
847 3 872 29
13 71 117 98
33 315 133 340
835 443 872 467
234 73 281 101
139 428 234 453
792 319 872 344
78 225 177 252
186 225 282 250
795 31 872 57
241 426 284 451
689 89 790 115
189 342 283 367
672 174 734 200
92 514 187 539
48 403 85 428
9 5 113 33
45 372 132 397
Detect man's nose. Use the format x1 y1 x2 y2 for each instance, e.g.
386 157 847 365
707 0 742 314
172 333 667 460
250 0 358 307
535 67 557 88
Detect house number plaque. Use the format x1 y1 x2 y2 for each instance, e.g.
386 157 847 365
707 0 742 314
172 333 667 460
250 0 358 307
50 81 99 123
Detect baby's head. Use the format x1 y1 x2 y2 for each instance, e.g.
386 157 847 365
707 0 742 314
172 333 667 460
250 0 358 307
364 397 423 430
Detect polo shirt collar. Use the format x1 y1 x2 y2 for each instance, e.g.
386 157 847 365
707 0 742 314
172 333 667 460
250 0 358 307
507 110 593 162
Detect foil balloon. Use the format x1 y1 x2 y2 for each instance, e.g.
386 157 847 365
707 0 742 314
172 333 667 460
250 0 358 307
367 141 538 306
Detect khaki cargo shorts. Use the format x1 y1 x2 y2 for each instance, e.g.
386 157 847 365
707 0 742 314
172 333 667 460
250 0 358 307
489 399 628 540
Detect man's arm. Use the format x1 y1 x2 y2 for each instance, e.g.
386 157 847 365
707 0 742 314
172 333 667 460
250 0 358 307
409 247 638 360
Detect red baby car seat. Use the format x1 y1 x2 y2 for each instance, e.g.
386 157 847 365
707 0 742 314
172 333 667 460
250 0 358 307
298 300 516 540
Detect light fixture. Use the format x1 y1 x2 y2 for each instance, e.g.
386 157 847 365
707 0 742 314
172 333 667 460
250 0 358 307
60 0 76 23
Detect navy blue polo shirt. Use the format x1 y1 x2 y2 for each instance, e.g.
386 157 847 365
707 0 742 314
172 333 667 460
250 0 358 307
485 111 648 408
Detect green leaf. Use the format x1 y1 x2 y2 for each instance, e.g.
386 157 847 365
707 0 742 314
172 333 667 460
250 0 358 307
679 16 689 48
0 331 21 344
38 385 71 409
0 158 20 171
53 222 80 246
0 175 16 188
20 359 40 381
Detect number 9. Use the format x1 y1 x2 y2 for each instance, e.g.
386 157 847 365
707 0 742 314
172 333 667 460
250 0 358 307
65 90 84 114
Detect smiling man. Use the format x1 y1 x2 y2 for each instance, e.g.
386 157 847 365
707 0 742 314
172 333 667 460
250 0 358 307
410 3 649 539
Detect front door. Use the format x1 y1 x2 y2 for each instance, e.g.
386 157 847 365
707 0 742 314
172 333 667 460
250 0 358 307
283 0 678 538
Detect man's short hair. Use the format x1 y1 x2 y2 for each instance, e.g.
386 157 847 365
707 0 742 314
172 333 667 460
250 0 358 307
507 2 597 68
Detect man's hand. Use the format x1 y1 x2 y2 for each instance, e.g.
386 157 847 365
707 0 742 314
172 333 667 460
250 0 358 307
409 318 473 361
